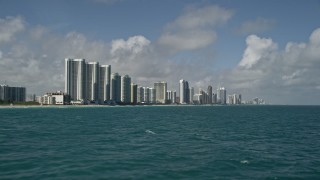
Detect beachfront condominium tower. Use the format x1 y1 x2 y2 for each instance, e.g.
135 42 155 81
0 84 26 102
149 88 156 104
208 86 213 104
217 87 227 104
86 62 99 102
137 86 143 103
154 81 167 104
167 90 177 104
179 79 190 104
111 73 121 103
99 65 111 103
130 83 137 104
189 87 194 104
65 58 87 101
121 74 131 103
143 87 149 103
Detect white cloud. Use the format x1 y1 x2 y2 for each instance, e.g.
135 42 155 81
310 28 320 45
1 13 320 105
111 35 150 55
221 28 320 104
158 5 233 52
0 16 25 44
239 35 277 68
0 16 198 94
237 17 275 35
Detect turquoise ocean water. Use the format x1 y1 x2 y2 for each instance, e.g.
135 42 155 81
1 105 320 179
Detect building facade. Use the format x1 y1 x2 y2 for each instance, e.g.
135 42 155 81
130 83 137 104
38 91 70 105
87 62 99 103
121 74 131 103
217 87 227 104
0 85 26 102
154 81 167 104
111 73 121 103
207 86 213 104
99 65 111 103
65 58 87 102
65 58 112 104
149 88 156 104
179 79 190 104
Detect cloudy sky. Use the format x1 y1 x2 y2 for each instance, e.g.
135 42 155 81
0 0 320 105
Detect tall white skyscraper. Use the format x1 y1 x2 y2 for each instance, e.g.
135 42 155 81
179 79 189 104
111 73 121 103
65 58 86 101
87 62 99 102
99 65 111 103
149 88 156 104
154 81 167 104
121 74 131 103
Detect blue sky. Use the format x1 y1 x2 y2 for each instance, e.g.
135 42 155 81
0 0 320 104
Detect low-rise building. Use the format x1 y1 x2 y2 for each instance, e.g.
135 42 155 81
38 91 70 105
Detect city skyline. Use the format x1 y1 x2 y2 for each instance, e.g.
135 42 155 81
0 0 320 105
64 58 246 105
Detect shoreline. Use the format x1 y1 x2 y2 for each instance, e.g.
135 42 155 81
0 104 233 109
1 104 316 109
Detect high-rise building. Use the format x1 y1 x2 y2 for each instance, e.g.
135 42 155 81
199 88 205 104
193 94 203 104
167 90 177 104
0 85 26 102
167 91 172 103
99 65 111 103
154 81 167 104
143 87 149 103
228 95 234 104
137 86 144 103
208 86 213 104
217 87 227 104
65 58 113 104
138 87 143 103
212 93 217 104
86 62 99 102
172 91 177 104
189 87 194 104
179 79 190 104
111 73 121 103
121 75 131 103
65 58 87 102
130 83 137 104
149 88 156 104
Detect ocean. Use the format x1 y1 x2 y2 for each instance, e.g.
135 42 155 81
1 105 320 179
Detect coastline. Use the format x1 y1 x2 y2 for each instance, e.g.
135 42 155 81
0 104 219 109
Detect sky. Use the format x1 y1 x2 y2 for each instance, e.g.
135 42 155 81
0 0 320 105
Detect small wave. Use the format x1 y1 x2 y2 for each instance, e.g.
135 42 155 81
145 130 156 134
240 160 249 164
